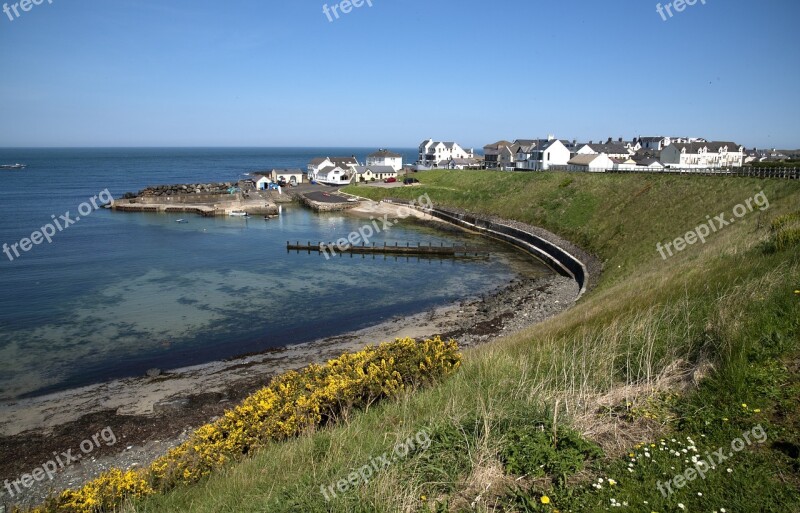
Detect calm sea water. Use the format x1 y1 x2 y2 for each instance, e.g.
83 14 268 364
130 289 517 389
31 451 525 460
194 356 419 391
0 148 546 401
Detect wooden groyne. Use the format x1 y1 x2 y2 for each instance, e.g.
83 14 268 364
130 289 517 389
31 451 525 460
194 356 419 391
287 241 489 257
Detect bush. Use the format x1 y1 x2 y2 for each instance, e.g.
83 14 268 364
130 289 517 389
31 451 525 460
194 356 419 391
26 337 461 513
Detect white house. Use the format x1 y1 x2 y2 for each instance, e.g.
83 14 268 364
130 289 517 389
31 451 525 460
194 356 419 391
308 156 359 181
251 173 272 190
316 166 352 186
639 136 673 151
366 149 403 172
633 157 665 170
442 157 481 170
577 142 634 159
660 141 744 168
611 157 638 171
417 140 474 168
514 137 571 170
352 165 398 183
567 153 614 172
270 169 304 185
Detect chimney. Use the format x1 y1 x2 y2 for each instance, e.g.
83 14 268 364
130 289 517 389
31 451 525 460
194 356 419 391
607 137 612 144
618 137 623 142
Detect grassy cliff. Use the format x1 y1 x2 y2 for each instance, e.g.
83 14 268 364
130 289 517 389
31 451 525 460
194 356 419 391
125 171 800 512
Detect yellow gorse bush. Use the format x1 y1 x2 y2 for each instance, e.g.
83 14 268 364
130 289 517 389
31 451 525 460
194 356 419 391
29 337 460 513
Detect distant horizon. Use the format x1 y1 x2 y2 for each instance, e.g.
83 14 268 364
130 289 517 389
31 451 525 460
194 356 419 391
2 141 799 151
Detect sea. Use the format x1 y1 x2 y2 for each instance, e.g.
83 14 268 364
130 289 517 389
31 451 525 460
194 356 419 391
0 148 547 401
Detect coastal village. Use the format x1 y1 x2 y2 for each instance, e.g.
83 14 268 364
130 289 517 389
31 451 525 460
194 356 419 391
109 136 796 219
269 135 793 186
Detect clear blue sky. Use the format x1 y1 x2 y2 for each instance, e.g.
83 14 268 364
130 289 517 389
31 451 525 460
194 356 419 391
1 0 798 149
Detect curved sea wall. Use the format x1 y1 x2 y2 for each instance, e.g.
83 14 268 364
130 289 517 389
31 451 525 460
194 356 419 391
390 202 592 299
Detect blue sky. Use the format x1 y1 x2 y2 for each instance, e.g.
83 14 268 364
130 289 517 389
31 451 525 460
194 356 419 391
0 0 798 149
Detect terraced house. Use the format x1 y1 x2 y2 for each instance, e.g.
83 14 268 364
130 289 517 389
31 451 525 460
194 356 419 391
514 137 571 171
307 156 359 182
483 140 516 170
417 140 474 169
660 141 745 168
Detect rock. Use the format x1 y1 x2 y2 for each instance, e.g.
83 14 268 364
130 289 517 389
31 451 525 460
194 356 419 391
153 397 191 415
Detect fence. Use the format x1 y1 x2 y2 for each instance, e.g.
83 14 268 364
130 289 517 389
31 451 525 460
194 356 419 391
603 167 799 180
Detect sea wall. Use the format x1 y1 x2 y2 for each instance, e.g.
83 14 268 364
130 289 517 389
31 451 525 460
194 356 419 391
389 203 590 298
300 196 360 212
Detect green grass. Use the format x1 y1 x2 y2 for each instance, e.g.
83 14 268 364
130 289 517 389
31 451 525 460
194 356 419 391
124 171 800 512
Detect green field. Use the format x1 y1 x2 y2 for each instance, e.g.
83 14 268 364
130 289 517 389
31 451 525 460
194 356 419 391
124 171 800 513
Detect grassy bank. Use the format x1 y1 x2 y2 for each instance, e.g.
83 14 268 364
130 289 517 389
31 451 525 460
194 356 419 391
121 171 799 512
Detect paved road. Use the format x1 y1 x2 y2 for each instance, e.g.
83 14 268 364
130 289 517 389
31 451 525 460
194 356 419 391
303 191 351 204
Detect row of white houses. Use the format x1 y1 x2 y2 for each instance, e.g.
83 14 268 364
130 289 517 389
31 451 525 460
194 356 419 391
306 150 404 185
484 136 746 171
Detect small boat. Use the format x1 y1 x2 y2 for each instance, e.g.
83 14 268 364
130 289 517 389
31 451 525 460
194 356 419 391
175 219 188 224
0 163 26 170
229 211 249 217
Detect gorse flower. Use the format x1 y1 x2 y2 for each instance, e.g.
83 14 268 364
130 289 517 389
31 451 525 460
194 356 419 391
34 337 461 513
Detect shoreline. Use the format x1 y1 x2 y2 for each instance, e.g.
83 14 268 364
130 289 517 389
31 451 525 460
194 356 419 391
0 201 588 510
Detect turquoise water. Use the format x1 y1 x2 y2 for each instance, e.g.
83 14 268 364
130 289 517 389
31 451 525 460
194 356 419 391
0 148 546 401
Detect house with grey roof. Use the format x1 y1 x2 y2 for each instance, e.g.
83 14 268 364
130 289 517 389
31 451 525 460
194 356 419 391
639 136 673 151
633 157 665 170
352 165 398 183
307 156 359 181
661 141 744 168
514 137 571 171
270 169 304 185
366 149 403 171
576 141 634 159
315 165 352 186
567 153 614 172
417 140 474 168
442 157 482 170
483 140 515 170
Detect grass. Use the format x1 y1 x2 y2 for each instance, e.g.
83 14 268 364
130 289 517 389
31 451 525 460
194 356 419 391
122 171 800 512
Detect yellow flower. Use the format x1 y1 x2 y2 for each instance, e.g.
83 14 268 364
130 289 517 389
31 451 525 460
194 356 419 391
540 495 551 504
742 403 748 408
794 290 800 294
754 408 761 413
420 495 427 501
723 417 729 422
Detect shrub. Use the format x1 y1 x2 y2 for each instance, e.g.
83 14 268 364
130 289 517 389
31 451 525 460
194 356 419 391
24 337 461 513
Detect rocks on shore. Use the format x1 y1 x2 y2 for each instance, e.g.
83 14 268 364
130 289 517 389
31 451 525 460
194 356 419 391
136 182 236 198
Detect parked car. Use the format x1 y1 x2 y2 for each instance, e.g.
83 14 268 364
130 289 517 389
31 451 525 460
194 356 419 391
403 178 420 185
384 177 397 183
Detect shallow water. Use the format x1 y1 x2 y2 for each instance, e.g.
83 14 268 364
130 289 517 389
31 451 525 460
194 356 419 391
0 148 548 400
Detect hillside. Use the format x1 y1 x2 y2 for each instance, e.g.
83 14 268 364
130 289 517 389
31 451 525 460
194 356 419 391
116 171 800 512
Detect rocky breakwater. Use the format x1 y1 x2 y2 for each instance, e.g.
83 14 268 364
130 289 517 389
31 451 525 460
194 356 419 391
135 182 236 199
112 182 280 217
